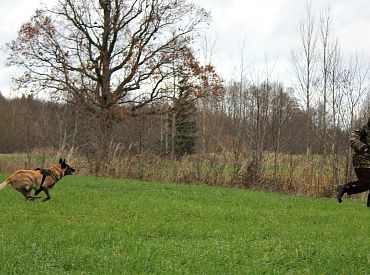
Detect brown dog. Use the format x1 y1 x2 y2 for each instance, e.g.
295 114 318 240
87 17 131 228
0 159 75 201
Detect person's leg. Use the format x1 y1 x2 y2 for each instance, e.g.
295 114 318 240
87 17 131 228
354 168 370 181
357 168 370 207
337 168 370 203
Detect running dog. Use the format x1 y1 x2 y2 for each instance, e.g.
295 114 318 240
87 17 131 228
0 159 75 201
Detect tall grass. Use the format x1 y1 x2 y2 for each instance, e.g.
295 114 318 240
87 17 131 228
0 174 369 274
81 152 352 199
0 151 356 199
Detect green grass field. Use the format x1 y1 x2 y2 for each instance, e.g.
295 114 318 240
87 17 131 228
0 174 369 274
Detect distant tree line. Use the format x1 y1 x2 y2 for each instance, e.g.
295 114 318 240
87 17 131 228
0 80 359 158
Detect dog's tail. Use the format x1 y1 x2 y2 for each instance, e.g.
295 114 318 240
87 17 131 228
0 179 10 190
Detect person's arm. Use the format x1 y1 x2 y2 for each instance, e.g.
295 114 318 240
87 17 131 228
350 126 368 153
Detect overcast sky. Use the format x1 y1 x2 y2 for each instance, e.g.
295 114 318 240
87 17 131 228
1 0 370 97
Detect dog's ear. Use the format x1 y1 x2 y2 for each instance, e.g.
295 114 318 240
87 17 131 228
63 159 66 165
59 158 63 164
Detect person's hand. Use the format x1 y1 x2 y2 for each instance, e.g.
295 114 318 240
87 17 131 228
362 146 370 157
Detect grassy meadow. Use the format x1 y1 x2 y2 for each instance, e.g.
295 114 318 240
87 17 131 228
0 173 369 274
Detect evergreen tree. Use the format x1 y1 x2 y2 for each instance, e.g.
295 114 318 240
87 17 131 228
173 80 197 157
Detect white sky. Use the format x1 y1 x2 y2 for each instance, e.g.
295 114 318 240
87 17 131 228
1 0 370 97
197 0 370 83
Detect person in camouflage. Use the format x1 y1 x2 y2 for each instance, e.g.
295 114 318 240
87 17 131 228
337 118 370 206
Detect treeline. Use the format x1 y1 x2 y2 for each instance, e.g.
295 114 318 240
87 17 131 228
0 84 354 158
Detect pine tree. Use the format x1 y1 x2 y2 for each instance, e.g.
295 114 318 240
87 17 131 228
173 81 197 157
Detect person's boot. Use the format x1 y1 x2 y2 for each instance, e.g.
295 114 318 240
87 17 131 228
337 185 345 203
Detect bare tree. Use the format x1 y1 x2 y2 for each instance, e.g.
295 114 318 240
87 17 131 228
327 40 342 186
317 6 333 156
270 86 296 182
291 1 317 154
6 0 210 135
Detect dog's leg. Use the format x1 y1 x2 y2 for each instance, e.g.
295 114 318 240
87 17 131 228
17 188 29 199
33 188 43 199
17 188 34 200
26 189 36 200
42 189 51 202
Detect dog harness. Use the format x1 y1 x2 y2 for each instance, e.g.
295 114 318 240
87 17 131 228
35 168 58 191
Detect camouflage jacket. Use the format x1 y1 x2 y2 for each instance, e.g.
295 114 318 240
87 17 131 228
350 124 370 168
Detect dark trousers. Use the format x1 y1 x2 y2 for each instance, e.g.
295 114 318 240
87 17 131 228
343 168 370 205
